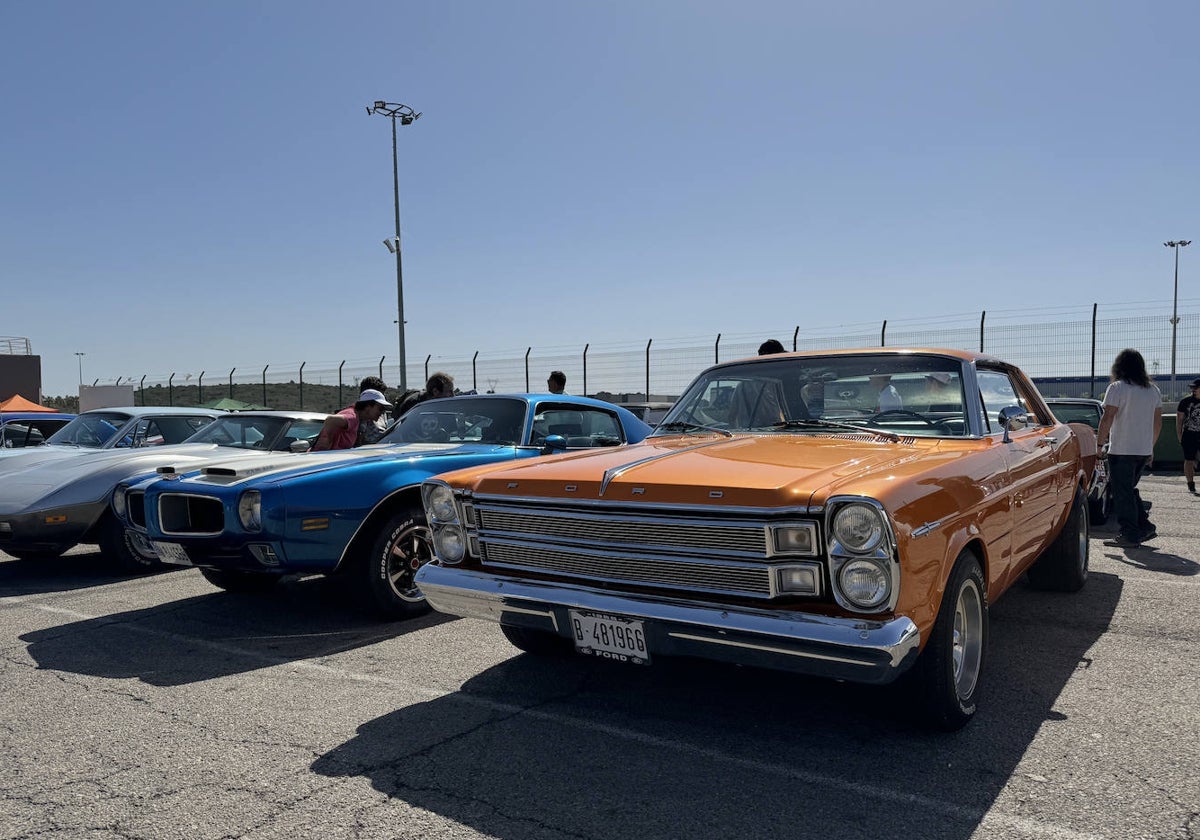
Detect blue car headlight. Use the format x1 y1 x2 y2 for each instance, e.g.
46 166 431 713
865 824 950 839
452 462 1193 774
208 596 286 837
238 490 262 532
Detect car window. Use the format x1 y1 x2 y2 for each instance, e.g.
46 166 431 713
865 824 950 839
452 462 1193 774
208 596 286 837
47 412 129 447
977 370 1028 433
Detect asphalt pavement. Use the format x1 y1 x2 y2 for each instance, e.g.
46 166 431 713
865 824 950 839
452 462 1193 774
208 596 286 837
1 473 1197 840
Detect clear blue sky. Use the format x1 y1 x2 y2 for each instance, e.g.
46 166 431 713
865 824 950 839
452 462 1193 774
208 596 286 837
3 1 1197 397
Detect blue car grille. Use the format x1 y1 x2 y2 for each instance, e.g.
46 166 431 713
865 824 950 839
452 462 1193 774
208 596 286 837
158 493 225 536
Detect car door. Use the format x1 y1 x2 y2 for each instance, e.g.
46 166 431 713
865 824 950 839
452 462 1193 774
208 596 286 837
977 368 1064 587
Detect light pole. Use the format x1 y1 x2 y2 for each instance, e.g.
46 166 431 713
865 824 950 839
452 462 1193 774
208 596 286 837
74 352 86 387
367 100 421 392
1165 240 1191 400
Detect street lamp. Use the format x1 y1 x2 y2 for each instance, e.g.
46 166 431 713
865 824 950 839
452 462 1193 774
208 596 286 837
367 100 421 392
1165 240 1191 400
74 352 86 387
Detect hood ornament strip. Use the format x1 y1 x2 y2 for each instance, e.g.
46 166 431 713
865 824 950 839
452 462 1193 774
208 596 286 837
599 439 730 496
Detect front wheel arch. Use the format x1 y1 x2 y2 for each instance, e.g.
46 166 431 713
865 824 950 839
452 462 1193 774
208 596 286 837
335 485 424 574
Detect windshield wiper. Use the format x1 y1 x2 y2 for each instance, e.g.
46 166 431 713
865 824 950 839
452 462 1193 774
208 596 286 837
769 418 900 442
654 421 733 438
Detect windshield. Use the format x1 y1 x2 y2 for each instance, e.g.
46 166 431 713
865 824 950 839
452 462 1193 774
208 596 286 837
656 354 969 438
45 412 131 448
381 397 530 445
184 415 325 451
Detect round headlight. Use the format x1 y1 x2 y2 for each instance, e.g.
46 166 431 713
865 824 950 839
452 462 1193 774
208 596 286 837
838 559 890 609
832 504 884 553
434 526 466 563
238 490 262 531
112 486 128 519
426 484 458 524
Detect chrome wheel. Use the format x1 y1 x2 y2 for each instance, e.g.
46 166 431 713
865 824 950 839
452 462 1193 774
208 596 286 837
952 578 984 700
381 517 432 603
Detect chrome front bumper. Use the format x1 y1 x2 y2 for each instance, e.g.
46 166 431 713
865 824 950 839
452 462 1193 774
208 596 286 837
415 564 921 685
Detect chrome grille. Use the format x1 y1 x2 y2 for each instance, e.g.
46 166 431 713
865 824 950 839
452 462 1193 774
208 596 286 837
478 508 767 556
483 541 770 595
158 493 224 536
470 501 822 600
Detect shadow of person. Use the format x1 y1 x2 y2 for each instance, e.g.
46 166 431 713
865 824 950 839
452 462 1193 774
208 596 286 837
1106 546 1199 576
312 572 1122 840
18 574 457 686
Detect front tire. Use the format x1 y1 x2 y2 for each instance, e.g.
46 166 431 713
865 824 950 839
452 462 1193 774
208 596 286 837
199 567 281 593
1028 486 1089 592
97 514 162 575
357 507 433 620
909 552 988 731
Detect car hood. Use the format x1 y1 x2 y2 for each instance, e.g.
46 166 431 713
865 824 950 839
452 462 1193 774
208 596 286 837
0 444 226 511
0 444 104 467
152 441 519 490
460 433 968 508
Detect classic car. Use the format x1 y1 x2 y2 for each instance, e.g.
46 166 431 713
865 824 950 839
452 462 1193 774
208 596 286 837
619 402 675 426
0 406 222 464
112 394 652 618
0 412 75 448
1045 397 1110 525
415 349 1097 730
0 411 329 571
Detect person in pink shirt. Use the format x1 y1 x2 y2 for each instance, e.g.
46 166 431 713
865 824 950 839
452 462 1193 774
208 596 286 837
312 389 393 451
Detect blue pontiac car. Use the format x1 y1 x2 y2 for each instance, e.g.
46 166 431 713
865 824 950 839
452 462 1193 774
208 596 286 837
113 394 651 619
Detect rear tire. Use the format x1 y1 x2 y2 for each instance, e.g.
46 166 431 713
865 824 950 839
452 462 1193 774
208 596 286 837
909 552 988 731
356 507 433 620
501 624 573 656
97 514 162 575
1028 486 1089 592
199 567 281 593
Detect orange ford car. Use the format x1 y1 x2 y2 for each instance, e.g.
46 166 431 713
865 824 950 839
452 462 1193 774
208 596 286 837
415 348 1096 729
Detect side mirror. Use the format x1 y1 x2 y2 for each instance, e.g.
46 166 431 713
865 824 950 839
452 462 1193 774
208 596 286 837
290 439 312 453
997 405 1029 441
541 434 568 454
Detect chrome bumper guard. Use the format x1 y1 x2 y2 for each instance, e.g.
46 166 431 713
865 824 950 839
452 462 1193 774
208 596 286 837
416 564 921 685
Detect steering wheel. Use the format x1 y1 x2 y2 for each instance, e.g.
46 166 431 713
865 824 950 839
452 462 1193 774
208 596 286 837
866 409 936 427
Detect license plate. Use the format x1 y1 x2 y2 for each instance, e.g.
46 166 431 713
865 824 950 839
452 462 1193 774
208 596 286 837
152 540 192 566
569 610 650 664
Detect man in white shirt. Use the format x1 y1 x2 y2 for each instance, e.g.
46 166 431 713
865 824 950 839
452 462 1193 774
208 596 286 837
1097 348 1163 547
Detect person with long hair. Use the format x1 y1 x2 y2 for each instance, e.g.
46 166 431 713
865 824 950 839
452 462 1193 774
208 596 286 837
1097 348 1163 547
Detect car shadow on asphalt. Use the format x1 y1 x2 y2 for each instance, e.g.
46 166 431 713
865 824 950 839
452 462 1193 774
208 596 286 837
18 573 457 686
311 571 1123 840
0 549 183 597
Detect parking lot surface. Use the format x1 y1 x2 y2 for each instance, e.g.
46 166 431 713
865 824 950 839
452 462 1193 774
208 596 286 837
2 474 1198 840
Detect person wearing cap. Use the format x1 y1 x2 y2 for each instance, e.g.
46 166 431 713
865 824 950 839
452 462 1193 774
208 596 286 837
356 376 391 444
312 389 393 451
1176 378 1200 495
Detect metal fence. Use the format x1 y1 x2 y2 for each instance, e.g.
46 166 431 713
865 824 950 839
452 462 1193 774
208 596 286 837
96 304 1199 412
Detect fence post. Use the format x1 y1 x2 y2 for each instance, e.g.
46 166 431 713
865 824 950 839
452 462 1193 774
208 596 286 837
424 355 431 385
1090 303 1098 397
261 365 269 408
229 368 235 400
378 356 385 381
714 333 721 364
524 347 531 392
139 375 146 407
299 362 305 410
583 344 589 397
792 326 799 351
645 339 652 401
168 373 175 406
198 371 204 405
980 311 986 353
881 321 887 347
338 361 345 408
472 351 478 393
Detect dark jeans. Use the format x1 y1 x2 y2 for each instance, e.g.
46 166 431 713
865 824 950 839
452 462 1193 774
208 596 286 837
1108 454 1152 540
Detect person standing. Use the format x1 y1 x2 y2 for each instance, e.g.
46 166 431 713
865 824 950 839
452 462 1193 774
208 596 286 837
312 389 393 451
869 375 903 412
394 372 455 418
356 376 390 444
547 371 566 394
1177 378 1200 495
758 339 785 355
1097 349 1163 547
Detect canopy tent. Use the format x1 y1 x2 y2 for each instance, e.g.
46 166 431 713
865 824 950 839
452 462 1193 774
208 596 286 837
0 394 56 412
200 397 273 411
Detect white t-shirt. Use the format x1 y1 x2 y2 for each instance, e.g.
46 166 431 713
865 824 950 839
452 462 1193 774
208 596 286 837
1102 380 1161 456
878 384 902 412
